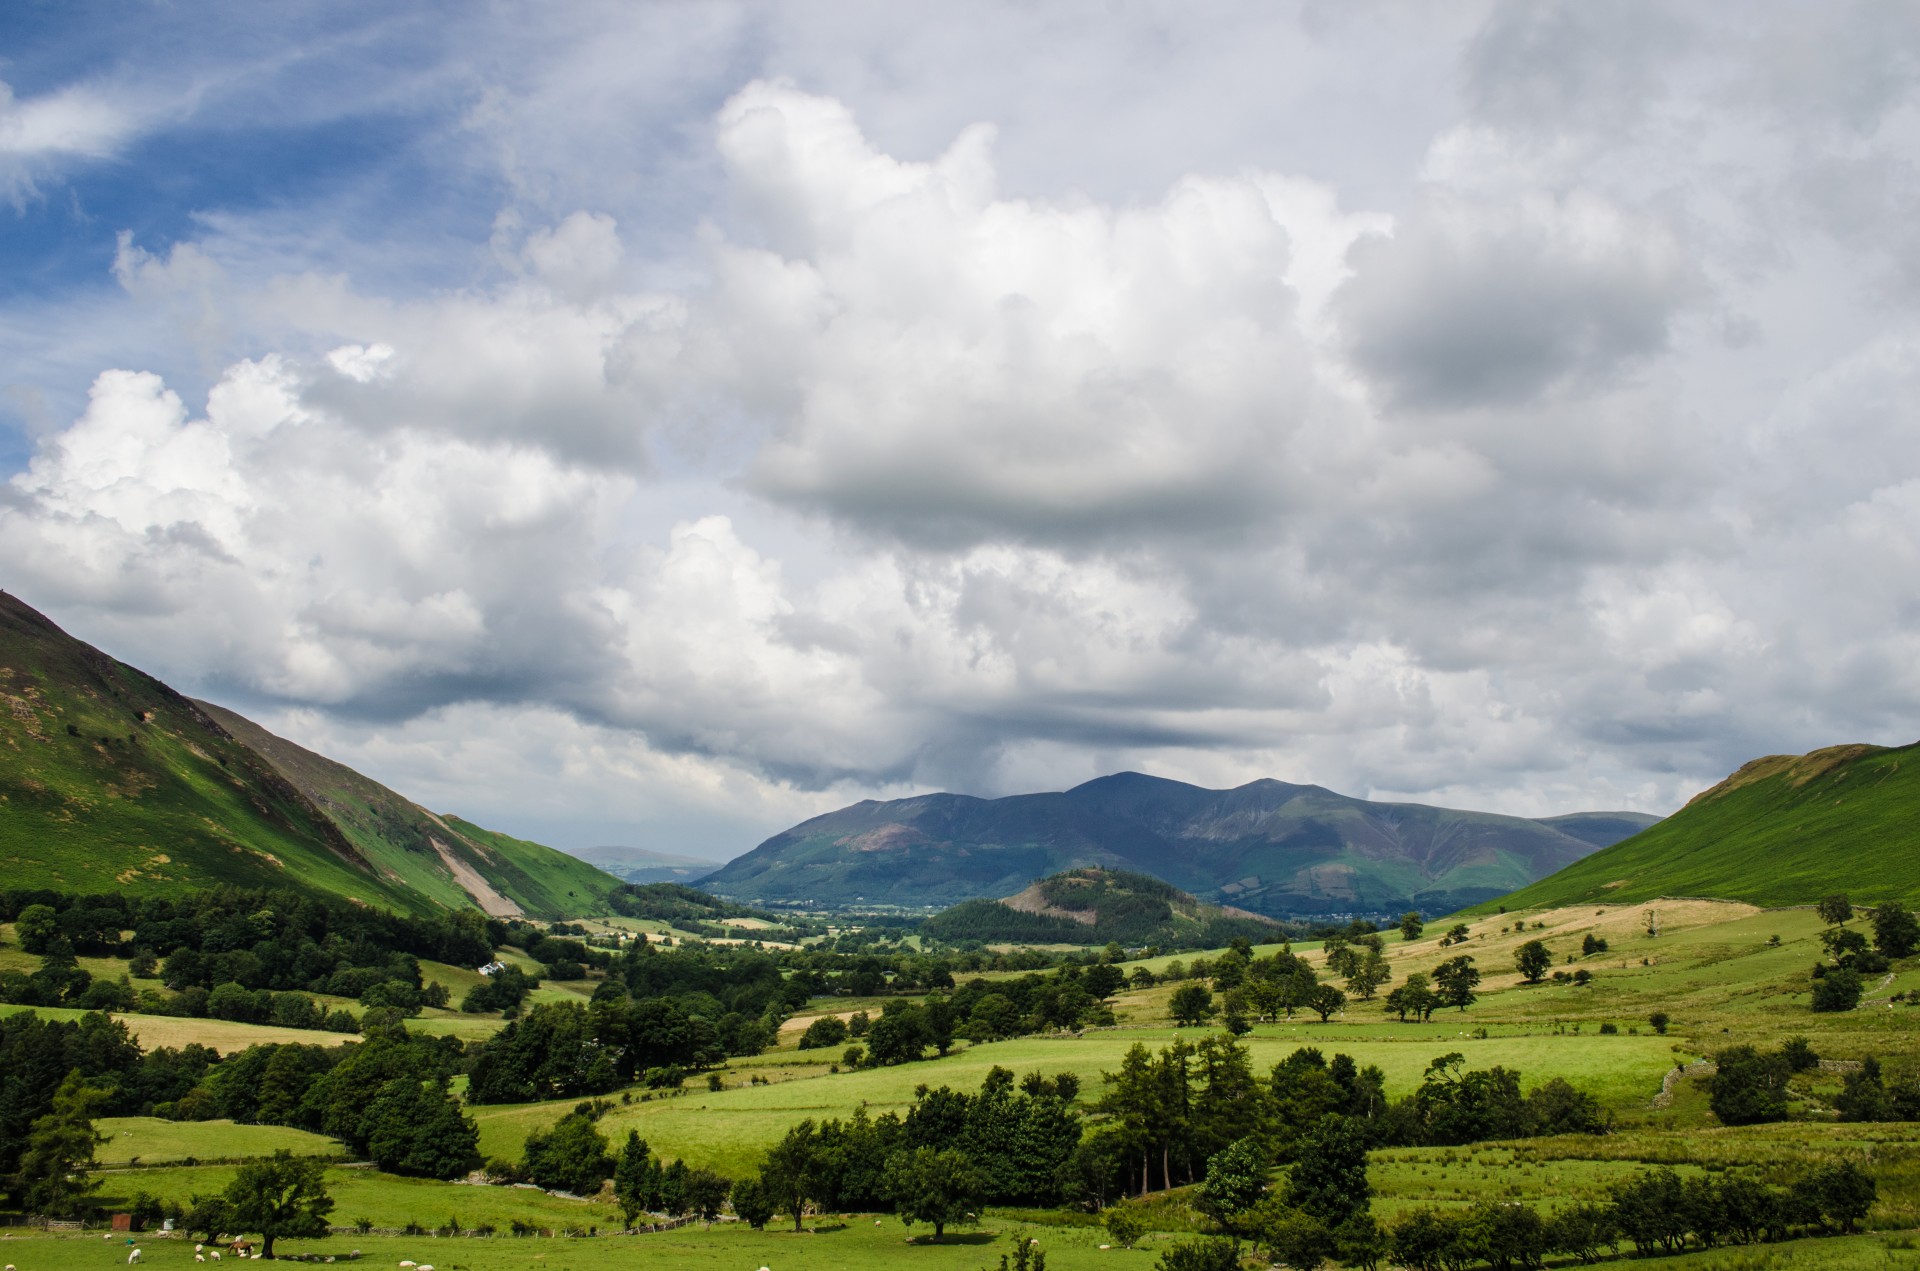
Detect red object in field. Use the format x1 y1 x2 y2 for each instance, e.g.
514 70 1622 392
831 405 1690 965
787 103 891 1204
112 1215 134 1232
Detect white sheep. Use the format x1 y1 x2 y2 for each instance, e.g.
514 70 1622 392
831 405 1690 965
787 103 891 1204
196 1246 205 1254
398 1262 415 1268
128 1249 142 1264
417 1263 433 1269
210 1252 222 1261
196 1257 205 1264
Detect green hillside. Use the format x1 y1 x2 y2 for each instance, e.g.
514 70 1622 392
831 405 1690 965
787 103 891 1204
922 867 1288 946
0 591 615 918
0 591 421 908
1485 741 1920 911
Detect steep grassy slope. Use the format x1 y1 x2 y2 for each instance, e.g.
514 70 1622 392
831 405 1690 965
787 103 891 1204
438 815 621 917
0 591 420 908
0 591 616 916
1487 741 1920 910
703 771 1656 917
201 701 619 917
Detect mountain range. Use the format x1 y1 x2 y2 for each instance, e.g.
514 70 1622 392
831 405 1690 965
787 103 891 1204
569 844 723 886
0 591 617 917
697 771 1659 917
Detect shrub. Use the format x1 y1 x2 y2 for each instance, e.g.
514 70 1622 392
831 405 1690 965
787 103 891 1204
1812 966 1864 1012
1707 1046 1790 1126
797 1015 849 1050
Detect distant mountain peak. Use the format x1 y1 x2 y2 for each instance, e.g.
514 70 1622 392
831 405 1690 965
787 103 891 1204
702 769 1655 917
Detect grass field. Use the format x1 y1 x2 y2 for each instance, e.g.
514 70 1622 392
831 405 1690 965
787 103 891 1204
0 1222 1910 1271
0 1005 361 1054
469 1026 1683 1173
94 1119 344 1166
6 894 1920 1271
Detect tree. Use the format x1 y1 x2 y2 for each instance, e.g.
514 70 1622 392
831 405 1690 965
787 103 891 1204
887 1146 985 1240
18 1070 107 1218
797 1016 848 1050
1170 983 1215 1026
1811 965 1864 1012
761 1119 821 1232
1334 1212 1388 1271
1398 912 1424 942
1247 1201 1333 1270
614 1131 656 1226
1105 1206 1146 1249
1872 901 1920 959
1197 1137 1269 1233
1306 983 1346 1022
1816 894 1853 926
1284 1115 1371 1227
1345 950 1391 1001
363 1078 478 1179
1384 973 1438 1022
182 1193 236 1244
1154 1236 1241 1271
682 1167 731 1226
521 1111 612 1194
1706 1046 1790 1125
14 904 58 955
1545 1202 1617 1266
1084 964 1126 1001
224 1150 334 1257
1514 940 1552 984
1433 956 1480 1012
730 1176 775 1229
1794 1160 1875 1233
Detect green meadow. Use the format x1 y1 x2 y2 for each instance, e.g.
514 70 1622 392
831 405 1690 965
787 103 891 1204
5 894 1920 1270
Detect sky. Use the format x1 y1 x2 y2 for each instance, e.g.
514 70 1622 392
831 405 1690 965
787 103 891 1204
4 1 1920 862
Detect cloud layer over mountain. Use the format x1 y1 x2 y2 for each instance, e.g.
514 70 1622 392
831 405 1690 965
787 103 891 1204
4 2 1919 855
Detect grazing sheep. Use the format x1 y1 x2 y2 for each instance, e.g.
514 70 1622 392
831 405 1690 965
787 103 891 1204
196 1257 205 1263
210 1252 222 1260
416 1263 433 1269
398 1262 415 1267
128 1248 142 1264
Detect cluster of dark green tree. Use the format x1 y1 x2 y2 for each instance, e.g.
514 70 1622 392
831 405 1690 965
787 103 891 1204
796 966 1131 1063
1081 1039 1605 1206
738 1066 1084 1237
1 1012 208 1210
156 1023 480 1179
1809 893 1917 1012
1381 1161 1876 1270
483 1102 730 1225
605 884 816 944
468 987 770 1104
0 945 370 1032
1704 1034 1920 1126
2 885 496 973
1160 1111 1873 1271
